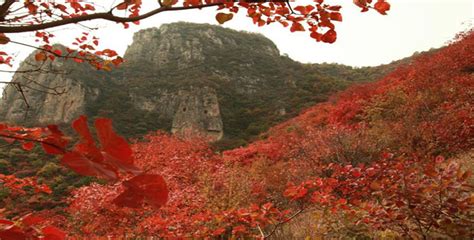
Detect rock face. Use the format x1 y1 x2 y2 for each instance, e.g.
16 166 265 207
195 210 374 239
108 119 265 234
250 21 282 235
171 88 223 141
128 87 223 141
0 22 389 145
0 53 99 125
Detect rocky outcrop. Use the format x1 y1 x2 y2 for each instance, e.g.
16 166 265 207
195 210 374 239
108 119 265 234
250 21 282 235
171 87 223 141
123 22 279 70
0 53 99 125
129 87 223 141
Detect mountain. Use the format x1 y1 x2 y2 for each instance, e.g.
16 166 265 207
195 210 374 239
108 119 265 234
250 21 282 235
0 22 397 148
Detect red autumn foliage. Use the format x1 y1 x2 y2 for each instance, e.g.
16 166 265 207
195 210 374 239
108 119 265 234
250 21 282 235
0 174 51 195
49 31 473 238
0 214 65 240
0 9 472 239
0 0 389 70
0 116 169 239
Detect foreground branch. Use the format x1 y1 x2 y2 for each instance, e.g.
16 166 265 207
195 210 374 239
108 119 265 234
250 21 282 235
0 3 223 33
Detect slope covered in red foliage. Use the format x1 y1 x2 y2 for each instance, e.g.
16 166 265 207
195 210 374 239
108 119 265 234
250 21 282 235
60 31 474 238
1 31 472 239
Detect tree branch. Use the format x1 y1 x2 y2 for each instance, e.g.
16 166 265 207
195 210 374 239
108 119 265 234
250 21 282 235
263 208 305 239
0 3 223 33
0 133 66 154
0 0 15 21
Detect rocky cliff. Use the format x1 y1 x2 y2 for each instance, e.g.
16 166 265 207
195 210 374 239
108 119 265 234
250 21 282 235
0 22 392 147
0 49 100 125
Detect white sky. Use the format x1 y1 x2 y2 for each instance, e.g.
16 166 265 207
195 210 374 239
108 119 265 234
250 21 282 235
0 0 472 87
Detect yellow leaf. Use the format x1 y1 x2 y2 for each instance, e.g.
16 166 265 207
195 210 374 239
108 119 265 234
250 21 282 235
215 13 233 25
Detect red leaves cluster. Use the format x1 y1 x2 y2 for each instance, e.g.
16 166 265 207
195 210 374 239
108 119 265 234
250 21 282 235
0 214 65 240
0 51 12 67
212 1 351 43
1 1 125 70
62 116 168 209
0 116 171 238
61 116 137 180
0 116 169 211
0 0 390 69
353 0 390 13
0 123 69 155
374 0 391 15
0 174 52 195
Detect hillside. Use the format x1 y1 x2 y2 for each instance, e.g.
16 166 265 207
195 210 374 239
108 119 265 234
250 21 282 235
0 22 395 149
60 31 473 238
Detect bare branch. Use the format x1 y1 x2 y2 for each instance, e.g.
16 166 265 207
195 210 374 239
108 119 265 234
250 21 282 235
263 208 305 239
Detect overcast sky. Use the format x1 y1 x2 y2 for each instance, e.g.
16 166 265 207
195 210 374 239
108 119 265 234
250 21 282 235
0 0 472 87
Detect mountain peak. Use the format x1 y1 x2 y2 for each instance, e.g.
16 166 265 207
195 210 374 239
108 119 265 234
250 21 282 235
123 22 280 67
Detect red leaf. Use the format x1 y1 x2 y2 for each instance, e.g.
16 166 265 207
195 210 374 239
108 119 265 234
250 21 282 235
73 58 84 63
351 168 362 177
95 118 138 173
26 3 38 14
374 0 390 15
21 142 35 151
310 31 322 41
113 188 144 208
61 151 118 180
21 214 44 227
0 219 14 225
53 49 62 56
0 226 27 240
41 125 68 155
42 226 66 240
72 116 94 144
294 5 314 15
114 174 168 208
321 30 337 43
62 116 139 180
111 57 124 66
290 22 305 32
330 12 343 21
116 2 128 10
353 0 368 8
212 228 226 236
337 198 348 205
327 5 342 11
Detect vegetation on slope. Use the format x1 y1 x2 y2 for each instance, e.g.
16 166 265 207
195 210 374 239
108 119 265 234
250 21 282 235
53 31 473 238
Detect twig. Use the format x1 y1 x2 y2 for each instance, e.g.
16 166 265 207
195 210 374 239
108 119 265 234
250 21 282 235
257 225 265 239
264 208 305 239
0 133 66 154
